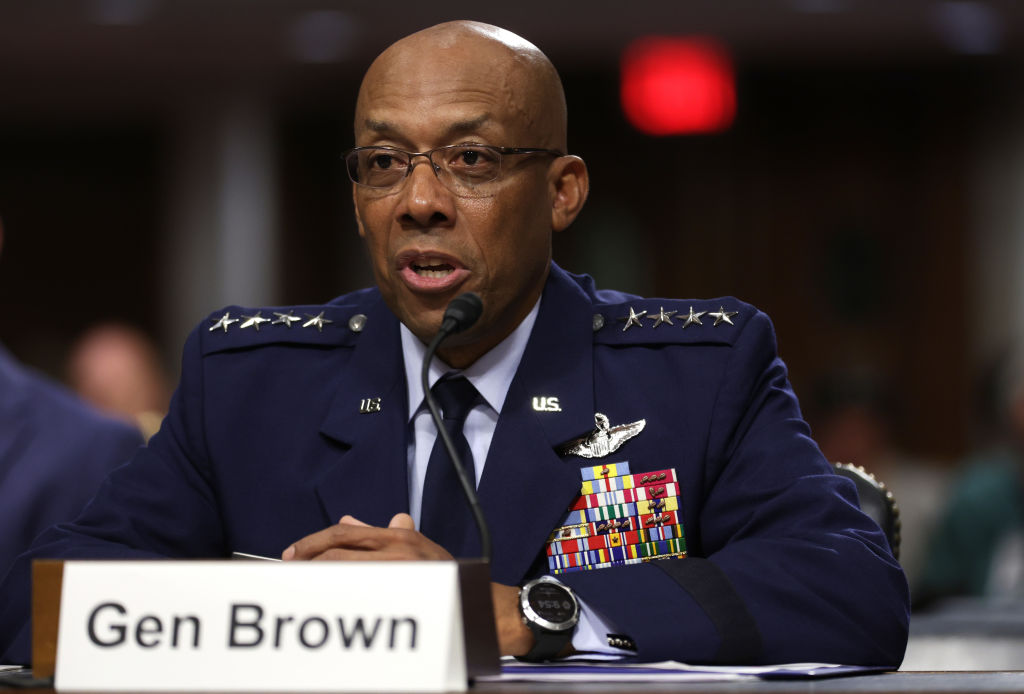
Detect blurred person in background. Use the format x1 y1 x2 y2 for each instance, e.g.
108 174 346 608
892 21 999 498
812 369 950 595
66 323 171 441
0 216 143 579
916 349 1024 606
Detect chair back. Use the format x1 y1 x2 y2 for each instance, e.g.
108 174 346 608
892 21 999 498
833 461 901 559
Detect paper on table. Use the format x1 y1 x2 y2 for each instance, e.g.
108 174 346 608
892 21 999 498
482 657 890 683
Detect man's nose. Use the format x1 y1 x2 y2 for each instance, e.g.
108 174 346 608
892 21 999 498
397 158 456 228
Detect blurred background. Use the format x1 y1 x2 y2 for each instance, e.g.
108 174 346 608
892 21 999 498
2 0 1024 656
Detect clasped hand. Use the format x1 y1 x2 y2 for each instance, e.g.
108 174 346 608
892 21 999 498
280 514 535 656
281 513 451 561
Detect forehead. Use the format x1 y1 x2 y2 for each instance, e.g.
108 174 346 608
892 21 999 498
355 41 540 146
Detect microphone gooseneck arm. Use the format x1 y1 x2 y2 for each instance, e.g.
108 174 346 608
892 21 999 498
420 292 492 563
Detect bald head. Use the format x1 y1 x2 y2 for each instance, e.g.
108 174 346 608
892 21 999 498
355 21 568 151
349 21 589 368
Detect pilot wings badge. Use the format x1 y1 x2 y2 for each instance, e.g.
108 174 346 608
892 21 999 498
560 413 646 459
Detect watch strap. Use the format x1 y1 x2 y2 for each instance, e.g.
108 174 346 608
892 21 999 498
521 625 573 662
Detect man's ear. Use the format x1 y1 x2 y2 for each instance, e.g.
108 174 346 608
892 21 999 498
549 155 589 233
352 186 367 239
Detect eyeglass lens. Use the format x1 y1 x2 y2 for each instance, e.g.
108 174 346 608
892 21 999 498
347 146 503 192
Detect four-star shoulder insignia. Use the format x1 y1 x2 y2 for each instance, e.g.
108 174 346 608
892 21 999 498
207 307 352 335
613 303 738 334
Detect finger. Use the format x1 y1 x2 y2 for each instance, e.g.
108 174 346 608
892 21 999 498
309 548 419 562
388 513 415 530
286 524 387 560
339 515 370 527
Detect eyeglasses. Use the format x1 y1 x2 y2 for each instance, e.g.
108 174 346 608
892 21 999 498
344 144 564 198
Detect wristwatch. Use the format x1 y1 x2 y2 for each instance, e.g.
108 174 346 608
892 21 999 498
517 575 580 661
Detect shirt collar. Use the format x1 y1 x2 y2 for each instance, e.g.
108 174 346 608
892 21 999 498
402 298 541 420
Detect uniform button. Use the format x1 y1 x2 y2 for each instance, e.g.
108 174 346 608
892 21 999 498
592 314 605 331
348 314 367 332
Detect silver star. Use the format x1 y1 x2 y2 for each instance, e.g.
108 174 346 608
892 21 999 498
302 311 334 332
618 307 647 332
209 312 238 333
680 306 706 329
272 311 301 327
648 307 677 328
239 311 272 331
709 306 738 326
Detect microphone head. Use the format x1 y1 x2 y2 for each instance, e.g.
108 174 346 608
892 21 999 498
442 292 484 335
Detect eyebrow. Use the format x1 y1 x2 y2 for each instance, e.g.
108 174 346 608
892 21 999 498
361 114 493 143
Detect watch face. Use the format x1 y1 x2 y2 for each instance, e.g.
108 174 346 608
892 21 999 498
527 582 576 624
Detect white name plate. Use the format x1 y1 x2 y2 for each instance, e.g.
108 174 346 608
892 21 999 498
54 561 469 692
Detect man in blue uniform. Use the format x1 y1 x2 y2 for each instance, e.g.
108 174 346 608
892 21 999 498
0 219 143 583
0 346 142 583
0 21 909 665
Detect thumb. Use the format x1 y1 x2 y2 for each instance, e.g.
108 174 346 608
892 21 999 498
388 513 416 530
338 514 370 527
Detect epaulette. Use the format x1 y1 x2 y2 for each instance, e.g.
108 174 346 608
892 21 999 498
199 303 366 355
591 298 746 346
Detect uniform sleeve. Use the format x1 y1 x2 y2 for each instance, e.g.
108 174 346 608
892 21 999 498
557 311 910 666
0 327 225 664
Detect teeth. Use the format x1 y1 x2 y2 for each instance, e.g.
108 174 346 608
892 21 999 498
415 268 451 279
412 260 454 279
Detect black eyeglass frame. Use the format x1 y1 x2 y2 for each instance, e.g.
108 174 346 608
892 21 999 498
343 144 566 192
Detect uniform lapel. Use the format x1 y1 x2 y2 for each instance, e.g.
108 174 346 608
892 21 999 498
316 295 410 528
478 267 598 585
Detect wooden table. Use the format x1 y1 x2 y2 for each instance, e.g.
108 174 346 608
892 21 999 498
4 670 1024 693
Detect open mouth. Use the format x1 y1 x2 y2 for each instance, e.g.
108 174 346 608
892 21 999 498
398 252 469 292
411 259 455 279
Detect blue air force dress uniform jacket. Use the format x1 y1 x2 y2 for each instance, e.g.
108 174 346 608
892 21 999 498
0 264 909 665
0 344 142 582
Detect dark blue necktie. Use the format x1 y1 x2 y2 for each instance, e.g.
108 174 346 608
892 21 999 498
419 376 481 558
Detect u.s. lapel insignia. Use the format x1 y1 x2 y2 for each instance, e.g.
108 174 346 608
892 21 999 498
559 413 646 458
359 397 382 414
533 396 562 412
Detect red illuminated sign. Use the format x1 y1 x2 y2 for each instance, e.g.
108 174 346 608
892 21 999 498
621 37 736 135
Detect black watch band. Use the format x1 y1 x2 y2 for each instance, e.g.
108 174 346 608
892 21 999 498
522 625 574 662
517 575 579 662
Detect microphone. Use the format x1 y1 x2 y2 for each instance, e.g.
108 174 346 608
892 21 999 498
421 292 493 563
439 291 484 337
